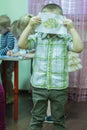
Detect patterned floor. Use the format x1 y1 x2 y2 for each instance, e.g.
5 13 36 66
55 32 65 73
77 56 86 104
6 91 87 130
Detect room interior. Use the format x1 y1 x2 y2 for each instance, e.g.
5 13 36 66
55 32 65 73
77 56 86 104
0 0 87 130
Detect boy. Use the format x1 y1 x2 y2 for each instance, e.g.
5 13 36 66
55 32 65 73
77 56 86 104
18 4 83 130
0 15 15 104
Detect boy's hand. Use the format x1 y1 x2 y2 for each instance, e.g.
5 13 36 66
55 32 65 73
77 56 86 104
63 19 74 31
29 16 41 28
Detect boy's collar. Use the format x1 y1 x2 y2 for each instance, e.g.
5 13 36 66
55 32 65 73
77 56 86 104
41 32 65 39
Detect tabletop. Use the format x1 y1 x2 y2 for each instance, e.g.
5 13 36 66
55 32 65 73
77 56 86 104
0 53 34 61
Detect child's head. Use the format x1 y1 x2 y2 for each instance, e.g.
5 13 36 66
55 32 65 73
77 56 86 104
10 20 20 40
10 14 33 40
0 15 11 34
41 3 63 15
17 14 33 35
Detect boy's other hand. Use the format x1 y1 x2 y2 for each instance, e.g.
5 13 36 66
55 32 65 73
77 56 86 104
63 19 74 31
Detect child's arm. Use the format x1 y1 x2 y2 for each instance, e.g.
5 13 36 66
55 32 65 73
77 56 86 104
18 16 41 49
63 19 83 53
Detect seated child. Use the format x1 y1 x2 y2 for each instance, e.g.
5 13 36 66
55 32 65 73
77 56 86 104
0 15 15 104
7 14 33 57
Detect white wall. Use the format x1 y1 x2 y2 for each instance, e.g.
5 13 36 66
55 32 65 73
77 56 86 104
0 0 28 21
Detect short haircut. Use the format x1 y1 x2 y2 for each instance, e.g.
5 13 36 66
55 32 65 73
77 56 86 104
0 15 11 27
41 4 63 15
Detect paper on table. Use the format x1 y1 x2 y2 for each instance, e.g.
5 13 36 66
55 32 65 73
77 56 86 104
35 12 67 34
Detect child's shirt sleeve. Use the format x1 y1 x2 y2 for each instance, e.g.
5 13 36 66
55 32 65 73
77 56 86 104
66 34 73 51
0 32 15 55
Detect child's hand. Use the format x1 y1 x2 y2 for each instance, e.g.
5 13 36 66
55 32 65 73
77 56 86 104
7 50 13 56
29 16 41 28
63 19 74 31
24 53 35 58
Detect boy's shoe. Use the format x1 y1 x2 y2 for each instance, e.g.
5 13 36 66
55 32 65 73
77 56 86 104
6 95 14 104
44 116 53 123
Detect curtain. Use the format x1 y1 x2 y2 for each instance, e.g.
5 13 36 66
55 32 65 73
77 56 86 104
28 0 87 102
61 0 87 102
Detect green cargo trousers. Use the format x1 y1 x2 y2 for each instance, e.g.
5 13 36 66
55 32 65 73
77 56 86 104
29 87 68 130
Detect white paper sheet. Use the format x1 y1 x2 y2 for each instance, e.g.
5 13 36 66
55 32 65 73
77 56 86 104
35 13 67 34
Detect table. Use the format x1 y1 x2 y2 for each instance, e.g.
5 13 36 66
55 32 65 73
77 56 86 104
0 54 34 121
